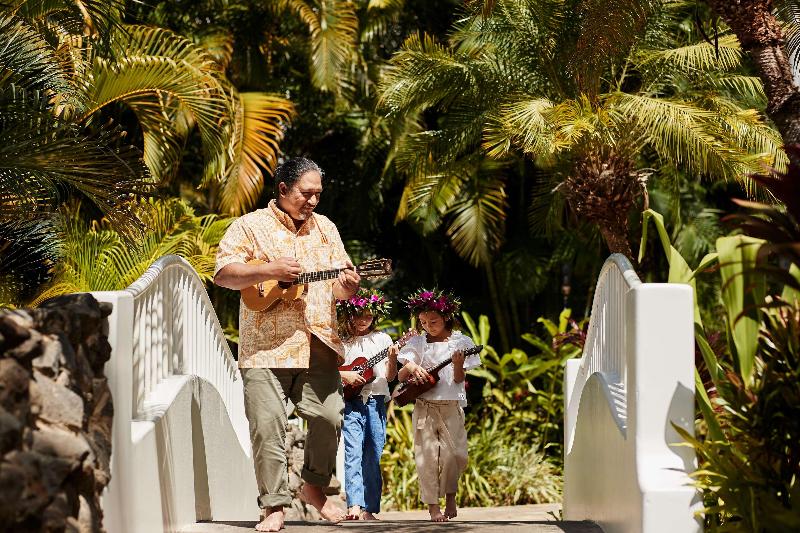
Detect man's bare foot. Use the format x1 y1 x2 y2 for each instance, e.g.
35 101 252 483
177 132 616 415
428 504 448 522
346 505 362 520
360 511 379 520
444 493 458 519
300 483 346 523
256 507 285 532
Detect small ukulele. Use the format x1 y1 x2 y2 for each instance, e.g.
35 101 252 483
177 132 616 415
240 258 392 312
339 330 417 401
391 344 484 407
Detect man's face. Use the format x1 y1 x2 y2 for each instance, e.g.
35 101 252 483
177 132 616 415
278 170 322 221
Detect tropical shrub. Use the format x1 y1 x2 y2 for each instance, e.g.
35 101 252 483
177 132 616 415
640 161 800 530
31 199 233 303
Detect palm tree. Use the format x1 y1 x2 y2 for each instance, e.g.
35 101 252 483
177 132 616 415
378 0 783 351
701 0 800 165
379 0 784 261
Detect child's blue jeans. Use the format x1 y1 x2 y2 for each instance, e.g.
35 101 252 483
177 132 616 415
342 395 387 513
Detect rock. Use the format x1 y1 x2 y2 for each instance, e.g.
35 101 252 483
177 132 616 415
0 295 112 532
32 426 91 468
0 451 52 520
288 472 303 492
34 371 84 429
0 358 31 419
0 313 31 351
0 405 22 454
32 337 63 377
3 327 44 364
41 492 73 532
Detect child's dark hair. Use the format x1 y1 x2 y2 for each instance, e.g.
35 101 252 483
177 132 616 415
413 310 462 333
274 157 324 197
341 310 378 341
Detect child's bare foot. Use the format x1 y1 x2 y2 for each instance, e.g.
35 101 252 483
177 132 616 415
444 493 457 519
256 507 285 531
346 505 362 520
300 483 346 523
428 504 448 522
360 511 379 520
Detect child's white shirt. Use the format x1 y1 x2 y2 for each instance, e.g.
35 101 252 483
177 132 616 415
397 331 481 407
342 330 394 402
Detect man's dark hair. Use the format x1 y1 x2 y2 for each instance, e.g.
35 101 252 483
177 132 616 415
274 157 324 196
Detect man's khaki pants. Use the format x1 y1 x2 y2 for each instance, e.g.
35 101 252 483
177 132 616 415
241 336 344 510
411 398 468 504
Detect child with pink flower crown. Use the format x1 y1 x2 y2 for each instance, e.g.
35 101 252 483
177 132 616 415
397 288 481 522
336 288 398 521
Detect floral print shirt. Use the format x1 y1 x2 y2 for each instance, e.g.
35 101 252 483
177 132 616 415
214 200 351 368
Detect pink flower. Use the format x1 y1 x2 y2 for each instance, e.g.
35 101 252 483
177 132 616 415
358 298 367 306
371 294 380 302
421 291 434 299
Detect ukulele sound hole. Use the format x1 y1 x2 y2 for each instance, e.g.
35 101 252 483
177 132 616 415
278 281 292 289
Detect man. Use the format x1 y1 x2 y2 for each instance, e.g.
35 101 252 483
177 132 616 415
214 157 359 532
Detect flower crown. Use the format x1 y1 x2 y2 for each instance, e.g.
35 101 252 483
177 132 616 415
405 288 461 318
336 288 391 320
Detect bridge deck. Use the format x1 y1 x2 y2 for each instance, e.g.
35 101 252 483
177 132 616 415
180 504 601 532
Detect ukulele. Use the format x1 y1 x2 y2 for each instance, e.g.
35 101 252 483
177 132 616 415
391 344 484 407
339 330 417 401
240 258 392 312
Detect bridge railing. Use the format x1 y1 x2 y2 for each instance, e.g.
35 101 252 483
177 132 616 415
563 254 700 533
95 255 258 533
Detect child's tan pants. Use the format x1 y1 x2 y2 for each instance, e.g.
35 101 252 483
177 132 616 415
411 398 468 504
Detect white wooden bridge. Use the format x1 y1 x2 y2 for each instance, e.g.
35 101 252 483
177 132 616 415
91 254 700 533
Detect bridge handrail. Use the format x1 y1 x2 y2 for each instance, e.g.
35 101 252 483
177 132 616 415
565 253 640 448
124 255 242 434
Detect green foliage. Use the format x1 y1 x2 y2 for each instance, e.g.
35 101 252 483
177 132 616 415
642 200 800 529
31 199 232 302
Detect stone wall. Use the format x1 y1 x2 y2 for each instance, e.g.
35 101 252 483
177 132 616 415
0 294 113 532
284 423 345 521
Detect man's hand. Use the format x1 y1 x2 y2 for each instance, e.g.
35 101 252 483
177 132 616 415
340 371 366 386
336 260 360 297
269 257 302 283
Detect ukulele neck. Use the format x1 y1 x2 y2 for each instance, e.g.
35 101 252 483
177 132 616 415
294 268 344 285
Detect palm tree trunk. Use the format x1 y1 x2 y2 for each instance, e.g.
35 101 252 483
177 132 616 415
598 223 633 258
708 0 800 162
560 152 641 260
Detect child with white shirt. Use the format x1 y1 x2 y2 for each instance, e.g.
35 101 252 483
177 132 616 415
397 288 480 522
337 289 397 521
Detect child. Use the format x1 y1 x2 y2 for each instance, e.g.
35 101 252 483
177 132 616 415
397 289 480 522
337 288 398 521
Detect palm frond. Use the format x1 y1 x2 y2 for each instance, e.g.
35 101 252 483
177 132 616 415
634 34 742 73
570 0 658 93
218 92 295 216
32 198 234 303
0 15 73 97
5 0 126 45
281 0 359 93
607 92 748 181
378 32 481 116
0 86 153 234
0 218 59 306
80 25 233 185
445 166 507 267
